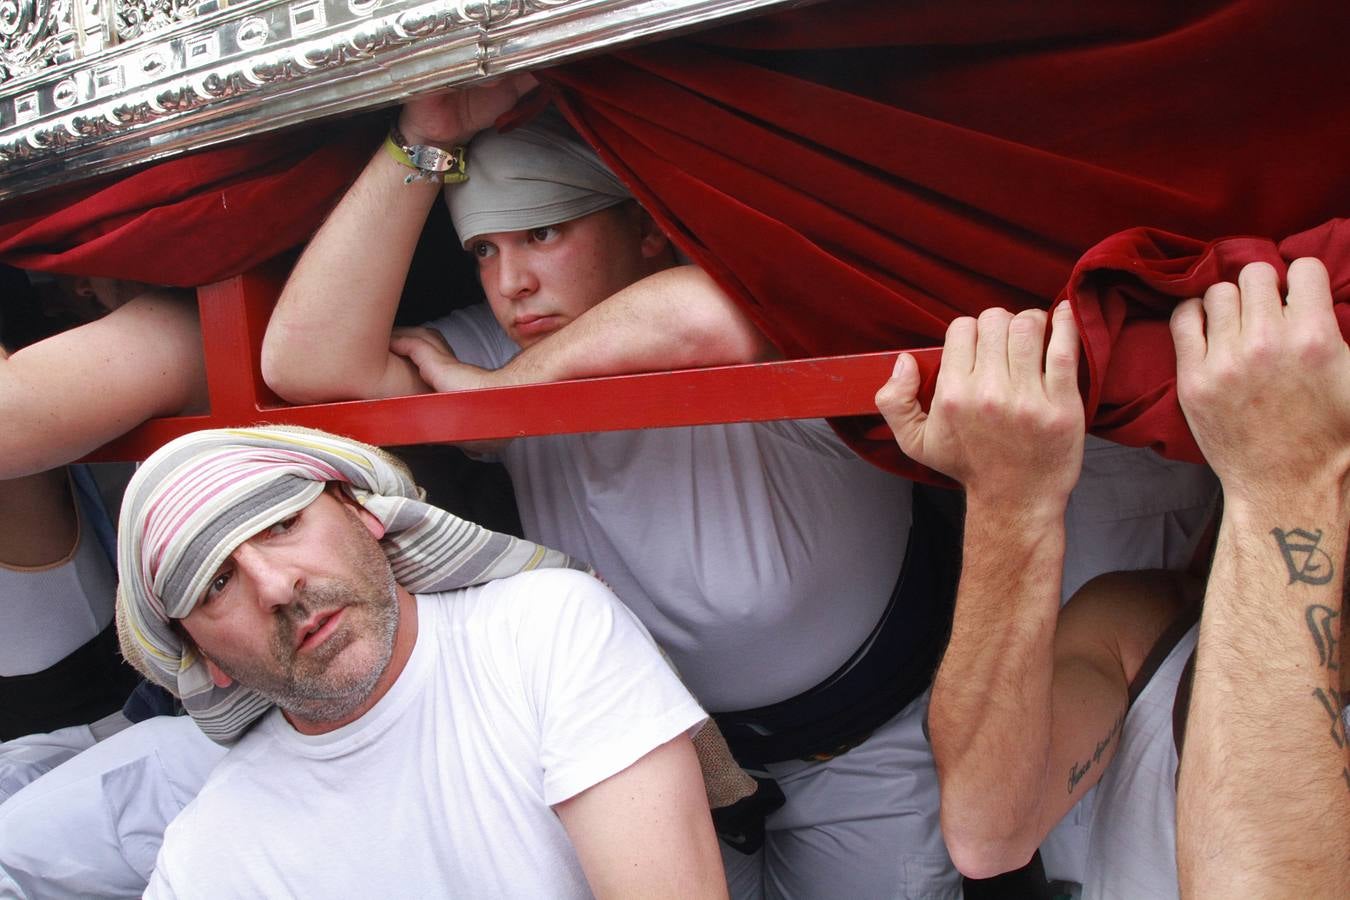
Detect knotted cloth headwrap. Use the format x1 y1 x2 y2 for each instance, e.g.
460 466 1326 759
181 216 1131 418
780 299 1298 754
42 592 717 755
445 108 632 245
115 425 591 744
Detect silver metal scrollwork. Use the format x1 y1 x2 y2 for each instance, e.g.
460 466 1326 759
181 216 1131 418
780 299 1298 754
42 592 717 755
0 0 800 201
0 0 75 82
113 0 199 42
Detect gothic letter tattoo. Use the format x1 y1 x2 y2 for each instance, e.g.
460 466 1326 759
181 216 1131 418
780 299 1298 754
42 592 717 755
1311 687 1346 750
1271 527 1335 586
1305 604 1341 671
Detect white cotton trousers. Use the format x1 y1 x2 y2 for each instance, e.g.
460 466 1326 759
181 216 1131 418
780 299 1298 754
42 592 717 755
0 716 223 899
720 691 962 900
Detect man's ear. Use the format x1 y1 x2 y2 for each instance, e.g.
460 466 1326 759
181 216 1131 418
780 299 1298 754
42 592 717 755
71 276 96 299
351 503 386 540
176 621 234 689
203 655 234 689
635 208 672 260
327 483 387 539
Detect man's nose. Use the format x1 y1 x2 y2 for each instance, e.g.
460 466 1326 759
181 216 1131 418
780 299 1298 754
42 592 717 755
232 542 303 612
494 247 538 299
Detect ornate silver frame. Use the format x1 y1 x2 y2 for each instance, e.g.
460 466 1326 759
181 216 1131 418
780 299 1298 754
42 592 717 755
0 0 804 203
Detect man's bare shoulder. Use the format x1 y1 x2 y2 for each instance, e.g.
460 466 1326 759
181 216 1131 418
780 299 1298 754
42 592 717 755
1056 569 1203 689
103 287 196 319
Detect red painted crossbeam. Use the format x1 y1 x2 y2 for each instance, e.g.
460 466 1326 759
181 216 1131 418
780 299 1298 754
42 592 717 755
83 266 943 462
87 349 944 461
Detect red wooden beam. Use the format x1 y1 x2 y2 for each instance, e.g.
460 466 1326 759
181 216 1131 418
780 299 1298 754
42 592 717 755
84 268 942 462
195 261 285 418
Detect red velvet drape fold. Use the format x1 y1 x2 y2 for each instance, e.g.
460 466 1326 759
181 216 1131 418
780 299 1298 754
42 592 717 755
541 0 1350 475
0 120 380 285
1072 220 1350 463
3 0 1348 477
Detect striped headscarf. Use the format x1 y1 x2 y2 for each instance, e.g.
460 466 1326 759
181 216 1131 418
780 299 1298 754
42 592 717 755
115 425 590 744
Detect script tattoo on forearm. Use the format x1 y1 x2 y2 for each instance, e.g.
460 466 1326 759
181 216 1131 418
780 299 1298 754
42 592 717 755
1067 709 1125 794
1272 527 1336 585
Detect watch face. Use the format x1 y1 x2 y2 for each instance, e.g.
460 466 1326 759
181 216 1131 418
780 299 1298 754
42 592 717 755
409 145 453 172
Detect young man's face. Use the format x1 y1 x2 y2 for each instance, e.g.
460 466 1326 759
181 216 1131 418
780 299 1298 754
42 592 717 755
468 203 669 348
179 489 400 726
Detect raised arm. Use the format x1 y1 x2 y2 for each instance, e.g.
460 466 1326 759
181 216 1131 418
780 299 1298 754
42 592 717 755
0 290 204 478
878 303 1186 877
262 78 536 403
554 734 727 900
388 263 777 392
1172 259 1350 897
877 303 1088 875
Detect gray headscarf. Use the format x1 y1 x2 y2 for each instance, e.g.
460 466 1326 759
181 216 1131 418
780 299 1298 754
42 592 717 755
445 109 632 245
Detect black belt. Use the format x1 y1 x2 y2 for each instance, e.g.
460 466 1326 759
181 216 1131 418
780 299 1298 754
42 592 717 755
0 623 140 740
713 487 961 764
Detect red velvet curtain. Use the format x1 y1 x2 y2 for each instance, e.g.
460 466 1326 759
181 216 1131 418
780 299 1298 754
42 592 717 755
1068 221 1350 463
0 119 380 285
542 0 1350 475
3 0 1348 477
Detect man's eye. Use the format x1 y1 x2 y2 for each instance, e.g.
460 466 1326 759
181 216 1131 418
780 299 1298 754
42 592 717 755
266 515 299 537
529 226 560 243
471 241 497 259
202 569 232 604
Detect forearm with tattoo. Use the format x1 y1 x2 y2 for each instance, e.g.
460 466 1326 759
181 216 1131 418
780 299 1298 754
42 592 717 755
1269 524 1349 793
1171 257 1350 896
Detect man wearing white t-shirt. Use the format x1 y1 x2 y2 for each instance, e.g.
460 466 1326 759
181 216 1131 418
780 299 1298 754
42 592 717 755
110 427 723 898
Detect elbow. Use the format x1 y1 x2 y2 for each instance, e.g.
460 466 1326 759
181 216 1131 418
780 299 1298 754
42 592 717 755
695 316 773 367
941 825 1040 881
684 303 773 368
662 267 774 367
260 322 305 402
262 362 366 406
261 329 364 405
260 340 321 405
937 794 1042 880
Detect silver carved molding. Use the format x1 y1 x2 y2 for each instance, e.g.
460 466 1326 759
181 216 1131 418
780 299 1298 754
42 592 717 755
0 0 804 202
114 0 210 43
1 0 75 82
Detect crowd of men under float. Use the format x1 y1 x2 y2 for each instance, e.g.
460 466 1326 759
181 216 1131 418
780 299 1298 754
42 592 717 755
0 79 1345 899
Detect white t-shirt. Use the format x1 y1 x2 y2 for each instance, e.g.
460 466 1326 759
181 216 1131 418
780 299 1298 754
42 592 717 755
145 570 706 899
429 304 913 710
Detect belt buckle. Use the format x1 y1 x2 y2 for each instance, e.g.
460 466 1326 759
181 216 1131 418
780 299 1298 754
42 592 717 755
800 730 873 763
